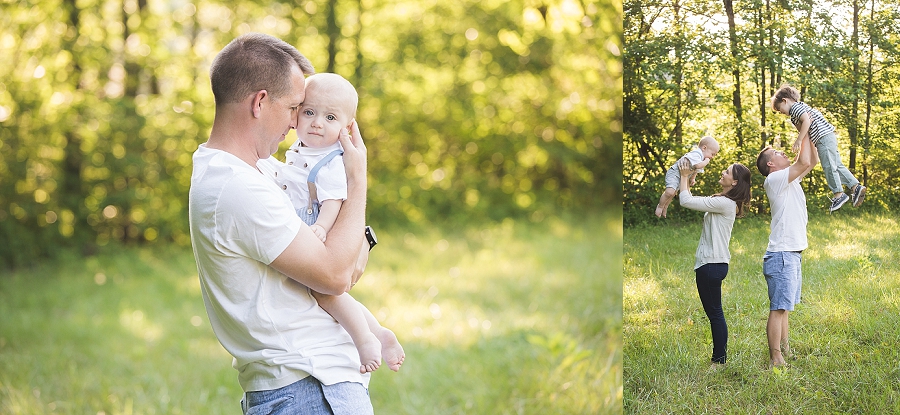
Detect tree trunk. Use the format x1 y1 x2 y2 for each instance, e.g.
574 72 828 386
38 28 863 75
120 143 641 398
118 0 149 243
862 0 874 185
326 0 339 73
723 0 744 148
354 0 363 86
767 0 775 99
672 0 683 148
61 0 90 248
757 5 768 148
848 0 860 170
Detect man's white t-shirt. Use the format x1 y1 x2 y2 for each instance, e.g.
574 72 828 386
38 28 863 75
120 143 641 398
764 167 808 252
188 144 368 392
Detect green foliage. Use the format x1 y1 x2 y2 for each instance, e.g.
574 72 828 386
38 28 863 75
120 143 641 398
625 213 900 413
0 215 621 414
624 0 900 225
0 0 620 267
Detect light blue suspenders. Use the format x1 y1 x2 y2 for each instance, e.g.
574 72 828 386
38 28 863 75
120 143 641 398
297 149 344 225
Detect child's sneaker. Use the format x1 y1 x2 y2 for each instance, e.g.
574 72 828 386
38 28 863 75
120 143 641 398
852 185 866 207
829 193 850 212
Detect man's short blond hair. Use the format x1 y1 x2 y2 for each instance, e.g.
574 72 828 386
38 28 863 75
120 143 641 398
210 33 315 105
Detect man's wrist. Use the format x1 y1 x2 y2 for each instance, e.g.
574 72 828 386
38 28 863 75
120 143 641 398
346 175 367 197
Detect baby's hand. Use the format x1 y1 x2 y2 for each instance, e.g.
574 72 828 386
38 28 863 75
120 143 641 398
792 139 801 154
310 224 327 242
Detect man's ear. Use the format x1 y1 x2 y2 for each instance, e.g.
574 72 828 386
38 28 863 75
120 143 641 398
251 90 268 119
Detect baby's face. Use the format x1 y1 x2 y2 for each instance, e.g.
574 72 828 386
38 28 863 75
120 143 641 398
702 145 719 160
295 89 352 148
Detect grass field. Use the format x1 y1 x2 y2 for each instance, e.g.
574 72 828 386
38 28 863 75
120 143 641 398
625 211 900 414
0 213 621 414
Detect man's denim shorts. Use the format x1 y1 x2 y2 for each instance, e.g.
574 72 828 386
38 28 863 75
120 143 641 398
241 376 372 415
763 251 802 311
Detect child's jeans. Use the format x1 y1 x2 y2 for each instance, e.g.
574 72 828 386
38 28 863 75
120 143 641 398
814 132 859 195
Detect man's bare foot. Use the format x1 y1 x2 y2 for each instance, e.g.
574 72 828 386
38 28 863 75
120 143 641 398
375 327 405 372
768 349 786 369
357 332 382 374
781 342 793 360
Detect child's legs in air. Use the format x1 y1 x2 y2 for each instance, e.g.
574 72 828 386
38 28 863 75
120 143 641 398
657 166 681 217
312 291 382 373
656 187 677 217
815 133 859 195
359 305 405 372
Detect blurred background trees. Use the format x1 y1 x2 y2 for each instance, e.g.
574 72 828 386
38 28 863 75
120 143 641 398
0 0 621 267
624 0 900 225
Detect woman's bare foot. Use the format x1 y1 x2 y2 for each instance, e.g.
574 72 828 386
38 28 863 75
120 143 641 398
357 332 382 374
375 327 405 372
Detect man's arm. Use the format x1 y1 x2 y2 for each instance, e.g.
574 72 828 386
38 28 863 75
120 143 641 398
787 133 812 183
792 112 811 153
797 136 818 180
270 121 368 296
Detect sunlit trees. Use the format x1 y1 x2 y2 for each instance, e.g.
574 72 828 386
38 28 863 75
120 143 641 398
624 0 900 224
0 0 620 267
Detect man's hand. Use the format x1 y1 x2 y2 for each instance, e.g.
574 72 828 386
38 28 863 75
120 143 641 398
350 234 370 289
339 119 367 186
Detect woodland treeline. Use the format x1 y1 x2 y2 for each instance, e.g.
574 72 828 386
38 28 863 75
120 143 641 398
0 0 620 267
624 0 900 225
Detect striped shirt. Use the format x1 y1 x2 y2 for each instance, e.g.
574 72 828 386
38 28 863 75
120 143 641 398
788 101 836 145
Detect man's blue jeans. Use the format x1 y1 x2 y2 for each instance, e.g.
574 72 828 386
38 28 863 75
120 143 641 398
241 376 373 415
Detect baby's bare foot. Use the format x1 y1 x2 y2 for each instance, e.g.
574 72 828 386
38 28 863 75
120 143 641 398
376 327 405 372
357 332 382 374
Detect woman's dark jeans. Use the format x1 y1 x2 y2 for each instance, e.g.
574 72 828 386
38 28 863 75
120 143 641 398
695 262 728 364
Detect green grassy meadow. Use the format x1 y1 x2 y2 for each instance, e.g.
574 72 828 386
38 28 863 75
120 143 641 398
0 214 621 414
625 212 900 414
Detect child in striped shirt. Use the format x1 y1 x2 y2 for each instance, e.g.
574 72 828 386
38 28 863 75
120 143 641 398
771 84 866 212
